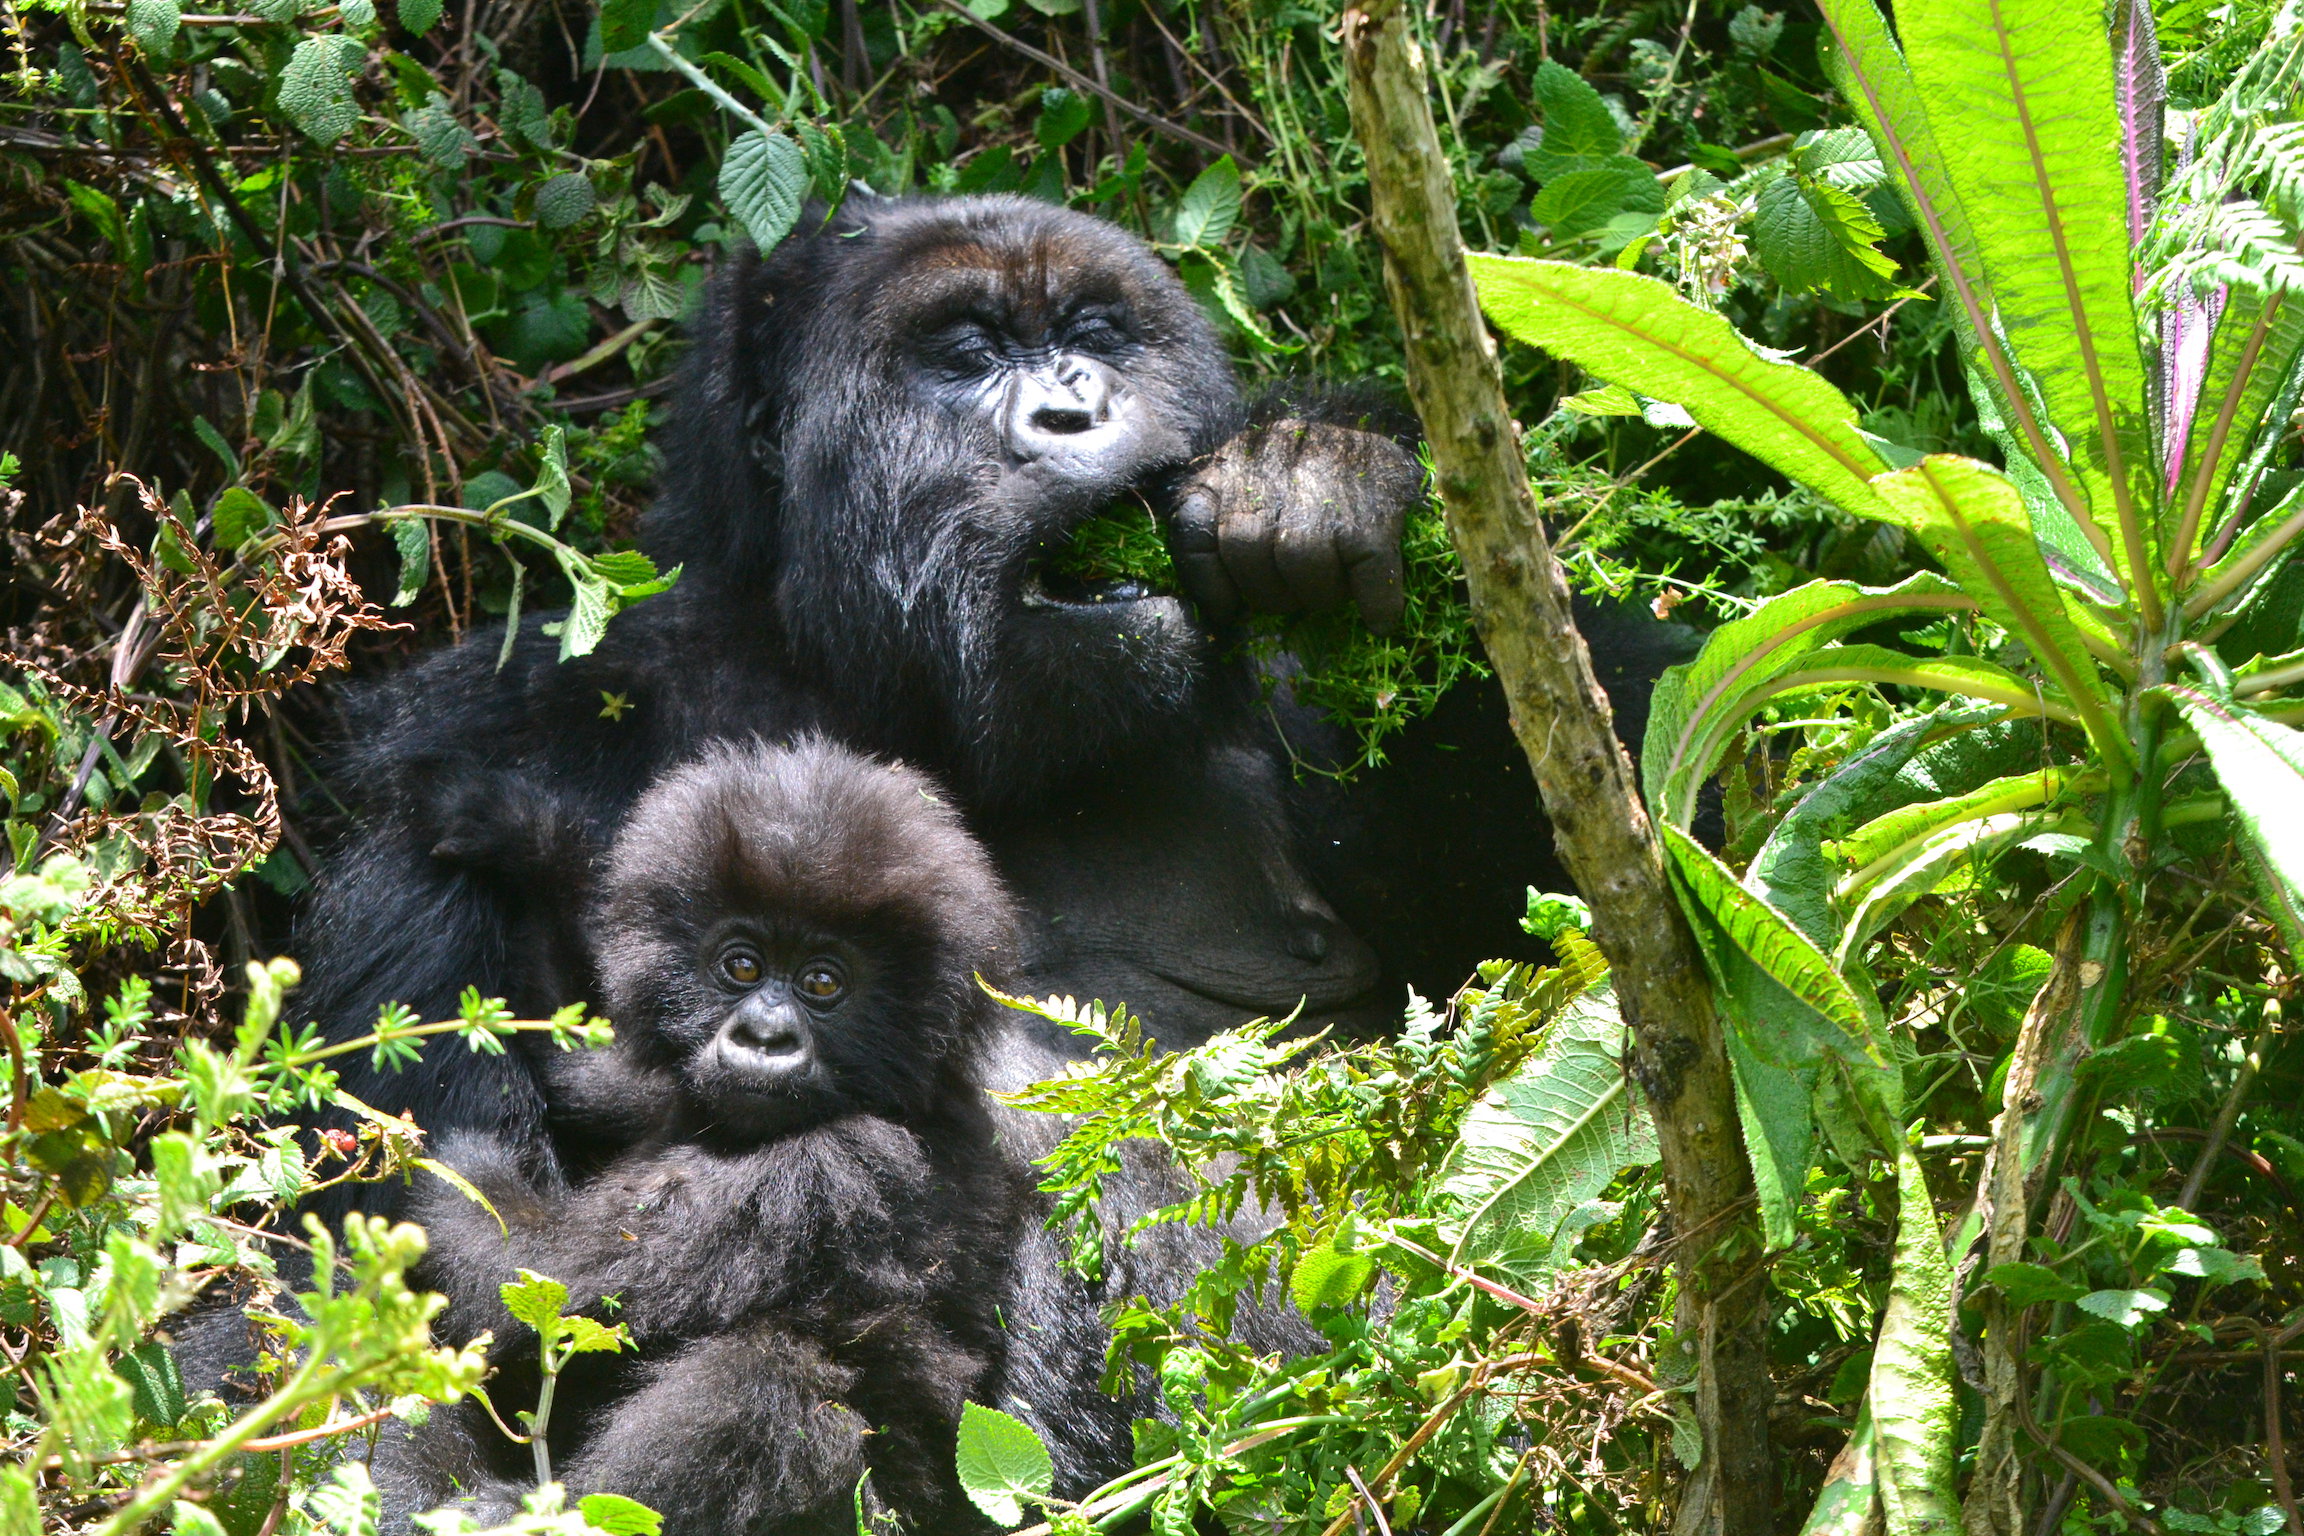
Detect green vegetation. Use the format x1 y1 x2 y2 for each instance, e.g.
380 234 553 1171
3 0 2303 1531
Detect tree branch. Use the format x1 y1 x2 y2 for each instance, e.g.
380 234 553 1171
1337 6 1771 1530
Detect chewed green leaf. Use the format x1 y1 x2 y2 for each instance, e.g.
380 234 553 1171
1642 572 1975 829
1870 1144 1962 1533
1469 256 1896 524
532 425 571 531
954 1402 1053 1528
1871 456 2128 764
2157 686 2304 958
499 1269 570 1331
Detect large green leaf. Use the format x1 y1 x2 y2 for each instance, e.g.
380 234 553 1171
1835 809 2075 964
1727 1028 1815 1251
1468 257 1896 522
2157 686 2304 959
1832 765 2076 874
954 1403 1054 1528
1870 1143 1964 1534
1643 573 1976 829
1437 985 1656 1282
1871 456 2129 764
719 129 809 255
1898 0 2155 602
1764 643 2082 724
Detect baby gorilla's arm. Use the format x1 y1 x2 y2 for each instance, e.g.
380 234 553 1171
554 1324 876 1536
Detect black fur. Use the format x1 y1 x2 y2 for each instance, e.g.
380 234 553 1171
378 739 1030 1535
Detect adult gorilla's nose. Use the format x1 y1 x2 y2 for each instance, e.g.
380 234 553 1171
1004 355 1122 458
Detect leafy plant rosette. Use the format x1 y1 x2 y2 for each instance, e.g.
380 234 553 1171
1471 0 2304 1527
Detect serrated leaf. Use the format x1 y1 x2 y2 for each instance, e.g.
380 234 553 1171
560 1315 628 1354
404 93 475 169
719 129 808 255
126 0 180 54
1438 985 1655 1283
1036 86 1091 148
1754 174 1902 300
1726 1028 1813 1251
954 1402 1053 1528
388 516 429 606
116 1340 185 1427
532 425 570 530
578 1495 663 1536
277 34 363 147
597 0 657 52
1531 163 1663 242
1289 1241 1377 1312
398 0 441 30
1983 1260 2085 1306
1526 60 1622 179
1173 155 1241 250
2075 1287 2168 1328
500 1270 569 1330
211 487 275 550
533 173 595 230
1469 256 1896 527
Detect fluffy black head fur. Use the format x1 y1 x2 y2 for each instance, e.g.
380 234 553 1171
590 735 1016 1139
649 195 1243 804
379 739 1030 1536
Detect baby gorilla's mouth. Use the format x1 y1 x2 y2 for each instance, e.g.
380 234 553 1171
1021 498 1179 610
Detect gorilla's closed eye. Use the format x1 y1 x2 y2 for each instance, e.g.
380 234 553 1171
795 959 846 1005
1063 313 1132 352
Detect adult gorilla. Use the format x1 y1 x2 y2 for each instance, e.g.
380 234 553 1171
299 192 1690 1166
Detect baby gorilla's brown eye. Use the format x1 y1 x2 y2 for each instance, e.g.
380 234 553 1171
795 961 845 1003
721 950 762 986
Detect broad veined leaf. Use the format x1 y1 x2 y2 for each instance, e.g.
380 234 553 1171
954 1402 1053 1528
1870 1142 1963 1534
1753 172 1904 301
1437 984 1655 1283
718 129 808 255
1468 256 1897 523
1661 824 1888 1075
1525 60 1624 179
1172 155 1242 250
2156 685 2304 957
1898 0 2155 604
1530 164 1664 241
1872 456 2129 764
276 35 365 147
1832 765 2076 874
2170 293 2304 570
1643 573 1976 829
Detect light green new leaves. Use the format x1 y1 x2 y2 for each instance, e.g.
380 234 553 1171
1897 0 2153 594
1436 984 1655 1284
1872 456 2128 765
1642 572 1976 829
954 1402 1054 1528
1870 1144 1962 1535
1469 256 1897 525
719 130 809 255
2157 687 2304 959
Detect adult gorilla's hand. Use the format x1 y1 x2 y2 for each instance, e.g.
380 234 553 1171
1170 420 1423 636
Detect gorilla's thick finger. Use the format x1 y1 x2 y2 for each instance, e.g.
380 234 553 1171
1271 510 1349 613
1218 493 1296 613
1167 487 1241 621
1341 540 1407 636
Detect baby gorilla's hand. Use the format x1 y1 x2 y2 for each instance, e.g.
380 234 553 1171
1169 419 1424 635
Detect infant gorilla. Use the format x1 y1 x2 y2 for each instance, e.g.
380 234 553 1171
381 738 1028 1536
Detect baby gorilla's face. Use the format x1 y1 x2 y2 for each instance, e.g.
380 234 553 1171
683 922 870 1137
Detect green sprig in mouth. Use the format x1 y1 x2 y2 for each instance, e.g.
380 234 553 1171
1033 498 1180 606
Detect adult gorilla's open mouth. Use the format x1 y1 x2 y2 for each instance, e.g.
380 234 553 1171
1018 495 1185 613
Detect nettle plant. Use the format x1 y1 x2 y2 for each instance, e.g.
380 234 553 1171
1476 0 2304 1527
